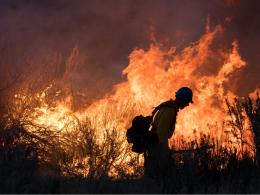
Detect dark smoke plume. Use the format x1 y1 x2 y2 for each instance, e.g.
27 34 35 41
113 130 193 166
0 0 259 100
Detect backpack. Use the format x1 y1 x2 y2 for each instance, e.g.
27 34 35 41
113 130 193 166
126 100 176 154
126 115 157 153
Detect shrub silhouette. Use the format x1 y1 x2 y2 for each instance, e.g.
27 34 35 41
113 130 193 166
0 92 260 193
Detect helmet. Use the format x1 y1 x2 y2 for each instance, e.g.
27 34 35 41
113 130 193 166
175 87 193 103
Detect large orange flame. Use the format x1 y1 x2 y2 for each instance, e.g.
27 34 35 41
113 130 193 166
12 23 256 159
85 25 246 141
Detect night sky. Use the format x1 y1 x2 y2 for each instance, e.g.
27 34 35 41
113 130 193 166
0 0 259 99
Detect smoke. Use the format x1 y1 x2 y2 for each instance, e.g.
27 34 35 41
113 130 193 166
0 0 259 100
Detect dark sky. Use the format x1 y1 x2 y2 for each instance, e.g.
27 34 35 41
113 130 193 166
0 0 259 98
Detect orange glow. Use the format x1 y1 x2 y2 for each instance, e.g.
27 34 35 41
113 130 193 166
9 23 257 175
84 25 246 140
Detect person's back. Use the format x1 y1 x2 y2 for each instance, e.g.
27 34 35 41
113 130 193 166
151 100 179 146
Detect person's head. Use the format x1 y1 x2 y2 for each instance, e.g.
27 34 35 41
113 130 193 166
175 87 193 109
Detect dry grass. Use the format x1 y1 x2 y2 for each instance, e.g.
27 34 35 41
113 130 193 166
0 91 260 193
